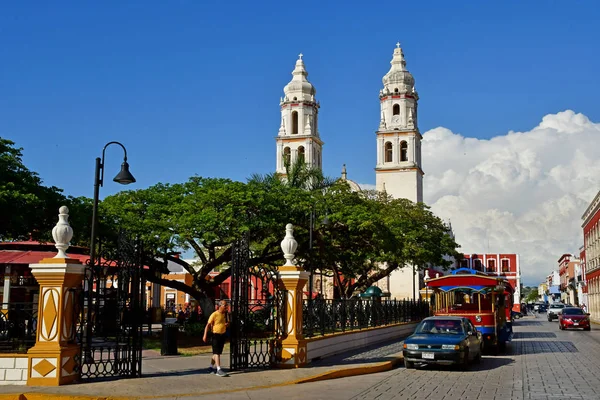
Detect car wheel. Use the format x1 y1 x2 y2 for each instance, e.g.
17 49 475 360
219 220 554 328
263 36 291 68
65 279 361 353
475 345 482 364
461 349 470 371
404 358 415 369
547 317 552 322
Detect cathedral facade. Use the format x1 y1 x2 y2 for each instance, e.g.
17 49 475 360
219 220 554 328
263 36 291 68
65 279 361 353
275 44 423 299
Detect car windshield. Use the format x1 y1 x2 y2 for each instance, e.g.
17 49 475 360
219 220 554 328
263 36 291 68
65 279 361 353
563 308 584 315
551 304 564 309
416 319 464 335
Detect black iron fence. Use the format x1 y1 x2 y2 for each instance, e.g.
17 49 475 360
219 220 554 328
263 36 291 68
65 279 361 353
0 302 38 353
303 298 429 338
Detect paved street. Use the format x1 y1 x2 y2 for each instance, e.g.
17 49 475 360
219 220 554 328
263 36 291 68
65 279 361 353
187 315 600 400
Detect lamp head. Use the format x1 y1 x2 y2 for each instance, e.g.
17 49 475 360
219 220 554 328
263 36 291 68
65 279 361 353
113 161 136 185
321 215 330 226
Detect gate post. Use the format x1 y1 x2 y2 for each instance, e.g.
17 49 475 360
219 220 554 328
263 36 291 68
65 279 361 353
277 224 309 368
27 206 85 386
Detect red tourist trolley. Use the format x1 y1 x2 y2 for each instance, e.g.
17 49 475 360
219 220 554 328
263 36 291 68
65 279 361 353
426 268 514 353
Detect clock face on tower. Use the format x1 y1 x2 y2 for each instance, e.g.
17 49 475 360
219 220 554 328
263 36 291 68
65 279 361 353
391 115 400 126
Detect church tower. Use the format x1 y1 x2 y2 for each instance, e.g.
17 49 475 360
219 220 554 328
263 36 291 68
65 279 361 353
276 54 323 175
375 43 423 203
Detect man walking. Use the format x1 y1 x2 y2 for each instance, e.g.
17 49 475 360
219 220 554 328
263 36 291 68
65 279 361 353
203 300 229 377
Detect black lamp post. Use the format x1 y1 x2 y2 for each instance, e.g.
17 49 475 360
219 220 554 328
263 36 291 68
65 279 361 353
89 141 136 269
307 205 329 337
86 141 135 353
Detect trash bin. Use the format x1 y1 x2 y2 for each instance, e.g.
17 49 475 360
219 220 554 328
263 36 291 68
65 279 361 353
161 323 179 356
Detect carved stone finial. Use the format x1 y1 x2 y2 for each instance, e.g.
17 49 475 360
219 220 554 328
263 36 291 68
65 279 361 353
52 206 73 258
424 269 430 280
280 223 298 266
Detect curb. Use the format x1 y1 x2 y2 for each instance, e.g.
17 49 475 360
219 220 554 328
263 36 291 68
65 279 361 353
0 354 405 400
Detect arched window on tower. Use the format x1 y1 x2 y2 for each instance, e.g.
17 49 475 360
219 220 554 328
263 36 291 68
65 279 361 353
393 104 400 115
292 111 299 135
385 142 393 163
394 88 399 94
283 147 291 166
298 146 305 164
400 141 408 161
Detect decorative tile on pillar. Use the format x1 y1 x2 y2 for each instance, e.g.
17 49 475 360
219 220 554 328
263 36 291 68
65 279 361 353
41 288 60 341
32 358 57 378
61 288 74 342
62 356 77 376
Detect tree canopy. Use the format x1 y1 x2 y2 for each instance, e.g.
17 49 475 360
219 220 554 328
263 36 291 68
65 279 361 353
0 138 92 243
100 162 460 310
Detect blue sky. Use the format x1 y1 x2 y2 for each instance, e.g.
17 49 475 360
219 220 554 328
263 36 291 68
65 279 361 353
1 1 599 200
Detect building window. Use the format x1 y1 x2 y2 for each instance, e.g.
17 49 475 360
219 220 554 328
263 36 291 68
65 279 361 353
501 259 510 273
393 104 400 115
473 258 483 271
283 147 291 166
292 111 299 134
385 142 393 162
460 259 469 269
394 88 399 93
298 146 305 163
400 141 408 161
487 259 496 273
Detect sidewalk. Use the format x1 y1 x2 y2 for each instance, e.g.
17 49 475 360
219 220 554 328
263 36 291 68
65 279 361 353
0 338 407 400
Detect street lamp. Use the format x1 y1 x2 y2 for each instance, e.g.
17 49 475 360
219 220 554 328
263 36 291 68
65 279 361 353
89 141 136 269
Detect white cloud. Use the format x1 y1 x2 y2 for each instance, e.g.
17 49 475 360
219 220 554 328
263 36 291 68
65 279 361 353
422 110 600 285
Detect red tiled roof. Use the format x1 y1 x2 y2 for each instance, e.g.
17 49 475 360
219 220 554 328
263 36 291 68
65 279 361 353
0 251 89 265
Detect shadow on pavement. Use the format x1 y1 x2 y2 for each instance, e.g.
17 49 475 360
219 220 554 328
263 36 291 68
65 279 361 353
513 340 578 354
513 332 557 339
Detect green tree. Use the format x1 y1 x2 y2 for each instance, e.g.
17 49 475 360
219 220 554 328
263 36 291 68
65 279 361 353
0 138 92 243
525 287 539 303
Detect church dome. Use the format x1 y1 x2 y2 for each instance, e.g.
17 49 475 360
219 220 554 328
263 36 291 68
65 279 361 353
382 43 414 94
283 54 316 100
339 164 362 192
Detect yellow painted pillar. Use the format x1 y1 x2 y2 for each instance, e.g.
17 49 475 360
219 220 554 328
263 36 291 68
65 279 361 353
277 223 309 368
27 206 85 386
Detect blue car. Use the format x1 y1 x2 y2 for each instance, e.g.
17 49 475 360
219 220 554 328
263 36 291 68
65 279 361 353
402 316 483 369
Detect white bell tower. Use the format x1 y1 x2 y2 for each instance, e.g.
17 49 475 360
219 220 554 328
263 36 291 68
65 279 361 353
375 43 423 203
276 54 323 175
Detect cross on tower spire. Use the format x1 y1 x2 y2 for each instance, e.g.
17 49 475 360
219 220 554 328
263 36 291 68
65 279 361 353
298 53 303 60
396 41 401 48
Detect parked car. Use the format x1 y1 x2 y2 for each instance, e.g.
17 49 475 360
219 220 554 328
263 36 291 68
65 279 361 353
402 316 482 370
511 310 523 320
558 307 591 331
547 303 566 321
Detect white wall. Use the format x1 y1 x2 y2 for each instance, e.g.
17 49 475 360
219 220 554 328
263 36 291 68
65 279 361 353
0 356 28 385
306 323 417 362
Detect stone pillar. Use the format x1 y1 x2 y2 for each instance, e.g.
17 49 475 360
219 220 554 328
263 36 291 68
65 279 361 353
27 206 85 386
277 224 309 368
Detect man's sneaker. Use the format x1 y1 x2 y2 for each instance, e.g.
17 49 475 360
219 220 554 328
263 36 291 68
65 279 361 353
207 367 215 374
216 369 228 377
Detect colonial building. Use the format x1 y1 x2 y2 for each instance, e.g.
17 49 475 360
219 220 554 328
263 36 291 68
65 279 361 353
275 54 323 175
457 253 522 312
375 42 423 204
557 253 581 305
582 189 600 322
273 44 427 300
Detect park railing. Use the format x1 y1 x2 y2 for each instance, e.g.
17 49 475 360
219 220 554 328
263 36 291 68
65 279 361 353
0 302 38 353
302 298 429 338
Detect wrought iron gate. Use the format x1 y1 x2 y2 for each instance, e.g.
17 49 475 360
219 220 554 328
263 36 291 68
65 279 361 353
229 237 284 370
75 234 145 380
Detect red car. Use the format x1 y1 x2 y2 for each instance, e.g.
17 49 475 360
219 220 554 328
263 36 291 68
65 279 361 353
558 307 591 331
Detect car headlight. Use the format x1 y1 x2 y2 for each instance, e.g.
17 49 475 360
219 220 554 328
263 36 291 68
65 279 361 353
475 315 482 322
564 318 571 322
406 343 419 350
441 344 461 350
